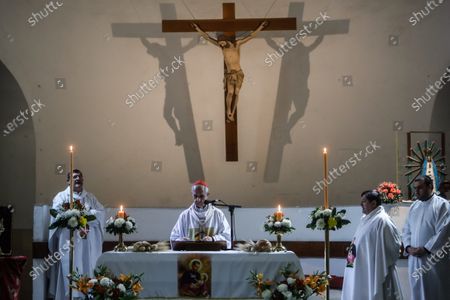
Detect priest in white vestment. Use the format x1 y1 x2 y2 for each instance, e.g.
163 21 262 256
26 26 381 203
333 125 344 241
342 190 403 300
170 180 231 248
403 175 450 300
48 169 105 300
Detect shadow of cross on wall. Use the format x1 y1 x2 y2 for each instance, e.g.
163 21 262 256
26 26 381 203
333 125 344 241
111 3 204 182
262 2 350 183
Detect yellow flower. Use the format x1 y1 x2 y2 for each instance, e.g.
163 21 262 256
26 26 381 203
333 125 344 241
257 273 264 281
119 274 131 282
79 216 87 227
132 282 143 294
327 217 337 228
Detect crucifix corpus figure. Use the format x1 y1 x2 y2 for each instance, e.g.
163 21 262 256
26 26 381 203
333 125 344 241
192 21 268 122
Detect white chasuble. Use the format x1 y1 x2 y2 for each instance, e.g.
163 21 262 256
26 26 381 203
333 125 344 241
402 194 450 300
48 187 105 300
342 206 403 300
170 204 231 248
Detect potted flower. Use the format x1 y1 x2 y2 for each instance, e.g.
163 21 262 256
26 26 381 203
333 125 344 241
377 182 402 204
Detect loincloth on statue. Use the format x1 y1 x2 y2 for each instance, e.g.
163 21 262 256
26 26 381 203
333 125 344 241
223 69 244 89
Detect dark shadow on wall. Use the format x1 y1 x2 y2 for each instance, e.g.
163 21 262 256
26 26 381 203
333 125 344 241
112 3 204 182
430 68 450 133
0 60 35 299
430 67 450 163
263 2 350 182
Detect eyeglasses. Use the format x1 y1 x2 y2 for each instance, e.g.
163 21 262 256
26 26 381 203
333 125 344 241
193 194 206 199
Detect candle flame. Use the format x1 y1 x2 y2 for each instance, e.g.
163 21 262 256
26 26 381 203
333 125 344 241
120 205 123 212
323 147 327 154
69 145 73 152
278 204 281 212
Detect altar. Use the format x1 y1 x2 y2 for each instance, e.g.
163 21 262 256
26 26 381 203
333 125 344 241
96 250 303 298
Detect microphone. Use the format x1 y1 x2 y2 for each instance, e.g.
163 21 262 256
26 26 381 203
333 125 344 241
204 199 220 205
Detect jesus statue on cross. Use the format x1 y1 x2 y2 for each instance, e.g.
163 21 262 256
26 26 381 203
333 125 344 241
192 21 268 122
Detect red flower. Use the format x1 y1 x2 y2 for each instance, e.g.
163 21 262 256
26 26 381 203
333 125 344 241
387 193 394 199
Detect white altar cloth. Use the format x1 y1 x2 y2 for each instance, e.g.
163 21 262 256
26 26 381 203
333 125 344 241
96 250 303 298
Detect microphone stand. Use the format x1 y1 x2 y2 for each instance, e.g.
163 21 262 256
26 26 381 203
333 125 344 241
212 201 242 250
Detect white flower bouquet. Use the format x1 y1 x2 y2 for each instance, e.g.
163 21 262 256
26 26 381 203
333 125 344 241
264 213 295 235
70 265 143 299
306 207 350 231
105 214 137 235
49 200 96 238
248 264 329 299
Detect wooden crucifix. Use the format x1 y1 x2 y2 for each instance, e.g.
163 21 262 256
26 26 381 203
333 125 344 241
162 3 296 161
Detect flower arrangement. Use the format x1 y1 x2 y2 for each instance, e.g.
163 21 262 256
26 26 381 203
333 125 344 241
70 265 143 300
306 207 350 231
49 200 96 238
248 264 328 300
264 212 295 235
377 182 402 204
106 214 137 235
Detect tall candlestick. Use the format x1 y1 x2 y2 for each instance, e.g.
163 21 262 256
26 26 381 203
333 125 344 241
322 147 330 300
323 148 329 209
69 145 74 209
68 145 75 300
118 205 125 218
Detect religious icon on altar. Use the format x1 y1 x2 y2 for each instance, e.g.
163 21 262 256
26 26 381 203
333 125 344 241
345 240 356 268
178 254 211 297
405 132 447 198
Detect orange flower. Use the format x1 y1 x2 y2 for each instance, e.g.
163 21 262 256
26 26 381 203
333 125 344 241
388 193 394 199
132 282 143 294
76 277 91 294
119 274 131 282
263 279 272 285
317 284 327 293
390 188 396 193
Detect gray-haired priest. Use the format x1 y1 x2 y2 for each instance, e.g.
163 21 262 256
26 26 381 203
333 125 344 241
170 180 231 248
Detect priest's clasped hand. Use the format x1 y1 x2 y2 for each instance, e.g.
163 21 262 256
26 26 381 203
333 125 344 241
407 246 428 257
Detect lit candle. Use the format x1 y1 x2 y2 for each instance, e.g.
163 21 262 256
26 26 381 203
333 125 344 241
275 204 284 221
117 205 125 218
323 148 329 209
69 145 74 209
